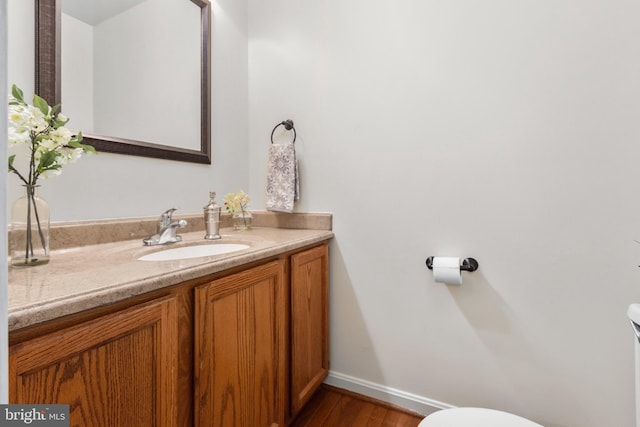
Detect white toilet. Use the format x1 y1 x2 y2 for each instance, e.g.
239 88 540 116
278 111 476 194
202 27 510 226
418 406 543 426
628 303 640 427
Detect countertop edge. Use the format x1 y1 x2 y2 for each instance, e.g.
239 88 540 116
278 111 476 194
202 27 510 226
9 229 334 332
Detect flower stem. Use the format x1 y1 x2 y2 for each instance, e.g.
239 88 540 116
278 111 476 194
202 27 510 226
24 188 32 260
30 188 47 254
240 205 247 228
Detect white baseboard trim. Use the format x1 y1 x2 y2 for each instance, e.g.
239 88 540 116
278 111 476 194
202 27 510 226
324 371 454 417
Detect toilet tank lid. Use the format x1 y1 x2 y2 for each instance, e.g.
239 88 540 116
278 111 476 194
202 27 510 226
628 304 640 325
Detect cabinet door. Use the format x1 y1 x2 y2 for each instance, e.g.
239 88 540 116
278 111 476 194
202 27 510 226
9 296 178 427
290 244 329 416
195 260 286 427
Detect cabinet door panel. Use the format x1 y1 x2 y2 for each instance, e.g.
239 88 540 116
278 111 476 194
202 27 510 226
9 297 178 427
195 260 286 427
290 244 329 416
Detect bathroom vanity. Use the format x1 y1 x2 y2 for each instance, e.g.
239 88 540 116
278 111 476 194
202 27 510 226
7 212 332 426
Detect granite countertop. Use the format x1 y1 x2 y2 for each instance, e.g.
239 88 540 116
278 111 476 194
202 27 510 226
8 213 333 332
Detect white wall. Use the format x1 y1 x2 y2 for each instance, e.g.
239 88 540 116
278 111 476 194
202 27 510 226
247 1 640 426
1 0 8 405
6 1 640 426
7 0 249 221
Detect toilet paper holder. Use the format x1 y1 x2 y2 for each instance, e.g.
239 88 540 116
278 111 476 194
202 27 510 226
425 256 479 272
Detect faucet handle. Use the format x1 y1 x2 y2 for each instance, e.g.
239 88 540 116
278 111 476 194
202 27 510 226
159 208 178 229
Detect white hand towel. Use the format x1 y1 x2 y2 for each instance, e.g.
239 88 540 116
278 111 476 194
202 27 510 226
266 143 299 213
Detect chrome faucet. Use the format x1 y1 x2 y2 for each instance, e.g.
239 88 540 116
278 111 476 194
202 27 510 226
143 208 188 246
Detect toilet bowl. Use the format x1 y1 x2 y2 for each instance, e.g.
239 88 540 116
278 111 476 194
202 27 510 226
418 407 543 427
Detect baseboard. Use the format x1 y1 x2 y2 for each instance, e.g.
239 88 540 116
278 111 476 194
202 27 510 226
324 371 454 417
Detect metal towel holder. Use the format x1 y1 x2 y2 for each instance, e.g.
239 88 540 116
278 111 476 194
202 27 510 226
271 119 296 144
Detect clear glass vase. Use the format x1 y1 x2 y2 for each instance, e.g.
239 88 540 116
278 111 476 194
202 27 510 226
10 185 50 267
232 209 252 231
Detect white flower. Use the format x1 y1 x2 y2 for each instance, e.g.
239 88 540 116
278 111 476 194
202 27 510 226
40 168 62 179
7 127 29 146
56 147 83 167
224 190 251 213
49 127 73 147
7 84 95 186
8 105 27 127
70 148 83 161
8 103 48 135
8 106 31 133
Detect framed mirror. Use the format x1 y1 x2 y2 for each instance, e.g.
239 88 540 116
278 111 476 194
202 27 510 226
35 0 211 164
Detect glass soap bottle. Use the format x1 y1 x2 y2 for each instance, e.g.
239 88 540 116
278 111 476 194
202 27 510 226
204 191 221 240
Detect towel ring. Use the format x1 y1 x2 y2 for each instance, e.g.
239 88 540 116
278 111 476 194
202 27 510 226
271 119 296 144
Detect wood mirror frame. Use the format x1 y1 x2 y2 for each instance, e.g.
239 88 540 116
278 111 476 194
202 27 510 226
35 0 212 164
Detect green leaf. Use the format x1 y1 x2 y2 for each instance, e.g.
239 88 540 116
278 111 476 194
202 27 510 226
53 114 69 128
36 150 59 172
68 140 97 154
80 136 97 153
32 94 50 116
43 163 62 172
11 84 24 103
8 154 15 171
68 132 96 154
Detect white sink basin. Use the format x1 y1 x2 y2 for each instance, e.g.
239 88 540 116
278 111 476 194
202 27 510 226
138 243 250 261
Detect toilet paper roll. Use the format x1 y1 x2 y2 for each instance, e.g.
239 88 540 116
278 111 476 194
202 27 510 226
432 257 462 285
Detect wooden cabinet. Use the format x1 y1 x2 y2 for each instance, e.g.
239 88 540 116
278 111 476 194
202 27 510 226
9 297 178 427
9 242 329 426
290 244 329 417
194 260 286 427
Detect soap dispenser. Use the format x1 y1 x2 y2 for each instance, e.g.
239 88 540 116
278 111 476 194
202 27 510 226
204 191 221 240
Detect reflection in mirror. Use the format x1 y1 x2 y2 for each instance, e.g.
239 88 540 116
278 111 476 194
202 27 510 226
36 0 211 164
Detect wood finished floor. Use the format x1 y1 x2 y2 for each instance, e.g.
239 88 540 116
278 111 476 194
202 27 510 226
290 385 425 427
